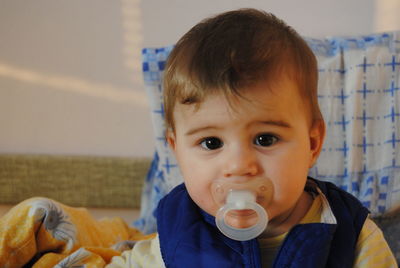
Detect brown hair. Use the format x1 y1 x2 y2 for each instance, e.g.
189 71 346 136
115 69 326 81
164 8 322 132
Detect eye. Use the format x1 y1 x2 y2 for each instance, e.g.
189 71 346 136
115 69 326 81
200 137 223 150
254 134 278 147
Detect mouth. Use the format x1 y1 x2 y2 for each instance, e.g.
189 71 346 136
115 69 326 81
227 209 257 217
224 209 259 229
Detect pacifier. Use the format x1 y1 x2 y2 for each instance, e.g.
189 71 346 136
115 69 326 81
211 177 273 241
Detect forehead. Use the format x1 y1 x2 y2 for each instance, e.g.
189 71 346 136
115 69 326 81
173 78 310 128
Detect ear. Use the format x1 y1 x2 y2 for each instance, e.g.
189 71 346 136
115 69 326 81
166 129 177 153
309 119 326 168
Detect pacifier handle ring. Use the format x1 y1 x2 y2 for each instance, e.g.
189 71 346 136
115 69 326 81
215 200 268 241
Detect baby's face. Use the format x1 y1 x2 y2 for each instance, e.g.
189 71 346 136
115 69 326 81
168 78 323 230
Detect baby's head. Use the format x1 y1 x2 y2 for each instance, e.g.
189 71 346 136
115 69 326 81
163 9 325 235
164 8 323 133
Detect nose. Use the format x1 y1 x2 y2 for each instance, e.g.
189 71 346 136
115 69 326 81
222 145 260 178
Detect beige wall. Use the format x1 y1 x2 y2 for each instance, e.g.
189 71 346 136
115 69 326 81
0 0 398 157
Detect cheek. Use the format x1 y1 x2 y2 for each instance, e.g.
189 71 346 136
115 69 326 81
176 152 206 183
280 139 312 171
175 150 219 215
276 149 311 189
185 181 218 216
264 142 311 204
267 147 310 177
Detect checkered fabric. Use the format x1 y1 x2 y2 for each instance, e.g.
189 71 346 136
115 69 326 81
307 32 400 216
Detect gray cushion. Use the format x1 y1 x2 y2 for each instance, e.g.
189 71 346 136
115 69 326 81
0 154 151 208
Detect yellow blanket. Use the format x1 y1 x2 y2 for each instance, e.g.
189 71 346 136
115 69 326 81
0 198 154 268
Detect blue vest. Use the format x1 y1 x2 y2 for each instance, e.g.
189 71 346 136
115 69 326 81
157 178 369 267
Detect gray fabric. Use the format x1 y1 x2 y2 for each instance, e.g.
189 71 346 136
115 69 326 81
0 154 151 208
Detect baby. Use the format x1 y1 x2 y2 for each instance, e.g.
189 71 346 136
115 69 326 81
108 8 396 267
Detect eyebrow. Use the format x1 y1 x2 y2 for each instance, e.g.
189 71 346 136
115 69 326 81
185 120 291 136
185 126 220 136
259 120 292 128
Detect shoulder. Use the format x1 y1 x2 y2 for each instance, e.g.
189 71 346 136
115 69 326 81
157 183 188 212
157 183 189 230
353 217 397 267
106 234 165 268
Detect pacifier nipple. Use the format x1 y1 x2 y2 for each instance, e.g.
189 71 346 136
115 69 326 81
212 177 272 241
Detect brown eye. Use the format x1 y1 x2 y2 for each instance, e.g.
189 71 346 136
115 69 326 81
254 134 278 147
200 137 223 150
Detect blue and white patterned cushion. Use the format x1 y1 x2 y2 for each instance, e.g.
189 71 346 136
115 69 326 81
134 32 400 235
134 46 182 234
307 32 400 217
